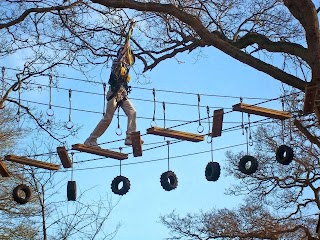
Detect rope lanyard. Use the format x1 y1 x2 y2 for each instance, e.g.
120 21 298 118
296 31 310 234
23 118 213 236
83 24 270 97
167 140 170 171
151 88 157 127
163 102 166 140
47 75 54 117
197 94 204 133
66 89 74 129
103 83 107 116
116 105 122 136
206 106 212 143
240 97 244 135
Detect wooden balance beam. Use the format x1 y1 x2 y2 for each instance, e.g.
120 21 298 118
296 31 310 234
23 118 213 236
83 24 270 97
4 155 60 170
147 126 204 142
232 103 292 120
131 131 142 157
57 146 72 168
72 144 128 160
211 109 224 137
0 161 10 177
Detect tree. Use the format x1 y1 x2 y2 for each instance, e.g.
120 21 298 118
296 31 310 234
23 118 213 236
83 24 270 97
1 0 319 139
161 91 320 239
1 0 318 89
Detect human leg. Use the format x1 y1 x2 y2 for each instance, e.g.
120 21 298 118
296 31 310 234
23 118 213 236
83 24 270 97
84 95 117 147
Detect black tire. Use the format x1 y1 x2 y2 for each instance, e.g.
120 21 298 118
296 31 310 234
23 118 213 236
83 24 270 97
276 145 294 165
205 162 221 181
12 184 32 204
239 155 258 175
111 176 130 195
67 181 77 201
160 171 178 191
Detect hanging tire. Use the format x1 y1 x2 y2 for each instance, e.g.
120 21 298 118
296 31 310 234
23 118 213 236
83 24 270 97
12 184 32 204
111 176 130 195
160 171 178 191
276 145 294 165
205 162 220 181
67 181 77 201
239 155 258 175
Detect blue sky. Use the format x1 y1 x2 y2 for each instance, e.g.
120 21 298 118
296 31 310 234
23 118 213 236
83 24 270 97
4 43 288 239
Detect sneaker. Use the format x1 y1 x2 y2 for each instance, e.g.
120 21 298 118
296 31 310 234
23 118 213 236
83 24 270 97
125 138 144 146
84 138 101 149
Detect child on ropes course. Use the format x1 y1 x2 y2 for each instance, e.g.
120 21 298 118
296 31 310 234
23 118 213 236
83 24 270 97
84 21 143 147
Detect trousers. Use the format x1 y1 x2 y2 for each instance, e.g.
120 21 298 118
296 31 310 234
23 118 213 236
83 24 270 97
87 87 136 141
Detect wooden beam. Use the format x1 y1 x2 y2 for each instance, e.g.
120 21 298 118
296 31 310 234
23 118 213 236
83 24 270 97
0 161 10 177
72 144 128 160
4 155 60 170
232 103 292 120
211 109 224 137
57 146 72 168
294 119 320 148
131 131 142 157
303 83 317 115
147 127 204 142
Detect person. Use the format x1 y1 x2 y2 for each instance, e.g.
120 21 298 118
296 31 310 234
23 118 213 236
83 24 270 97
84 22 143 148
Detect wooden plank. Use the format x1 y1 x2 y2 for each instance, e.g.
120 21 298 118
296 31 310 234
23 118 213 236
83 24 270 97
0 161 10 177
4 155 60 170
294 119 320 148
211 109 224 137
303 84 317 115
131 131 142 157
57 146 72 168
72 144 128 160
147 127 204 142
232 103 292 120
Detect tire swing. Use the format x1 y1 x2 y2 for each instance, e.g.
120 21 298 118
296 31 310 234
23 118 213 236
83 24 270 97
67 152 76 201
239 155 258 175
276 145 294 165
160 141 178 191
238 115 258 175
12 184 32 204
205 107 221 181
111 148 130 195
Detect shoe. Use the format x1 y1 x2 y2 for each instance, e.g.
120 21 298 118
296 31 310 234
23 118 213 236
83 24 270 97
84 138 101 149
125 138 144 146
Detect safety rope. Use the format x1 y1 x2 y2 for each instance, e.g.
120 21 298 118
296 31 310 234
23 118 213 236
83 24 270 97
151 88 157 126
206 106 212 143
197 94 204 133
103 83 107 116
47 75 54 117
66 89 74 129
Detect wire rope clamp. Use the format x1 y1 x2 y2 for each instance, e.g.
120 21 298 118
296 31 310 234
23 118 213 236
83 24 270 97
131 131 142 157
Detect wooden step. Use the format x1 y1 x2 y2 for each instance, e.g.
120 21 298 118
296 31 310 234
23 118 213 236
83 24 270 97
294 119 320 148
0 161 10 177
211 109 224 137
147 127 204 142
131 131 142 157
57 146 72 168
232 102 292 120
72 144 128 160
4 155 60 170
